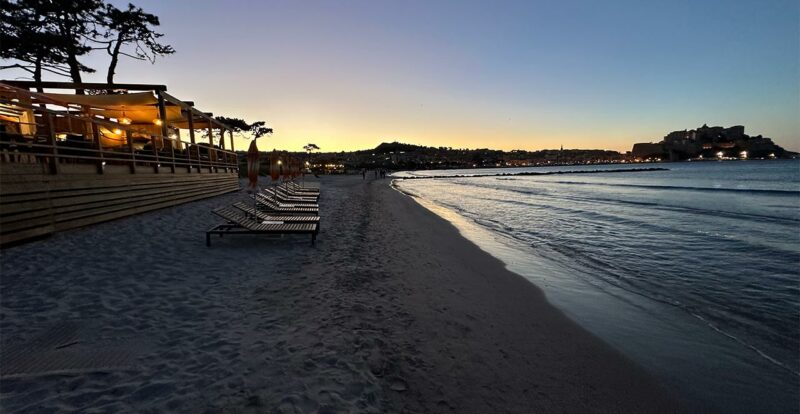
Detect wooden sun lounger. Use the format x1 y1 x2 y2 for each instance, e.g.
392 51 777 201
281 185 320 199
258 192 319 207
266 185 319 201
263 187 318 204
276 185 320 201
207 207 318 246
256 193 319 210
232 201 320 226
253 194 320 214
285 182 320 194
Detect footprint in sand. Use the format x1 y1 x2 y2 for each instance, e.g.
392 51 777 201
389 377 408 392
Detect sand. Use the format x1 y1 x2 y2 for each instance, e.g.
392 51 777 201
0 175 681 413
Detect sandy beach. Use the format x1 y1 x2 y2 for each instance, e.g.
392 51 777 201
0 175 681 413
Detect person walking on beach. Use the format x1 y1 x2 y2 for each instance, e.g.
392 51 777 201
374 169 378 179
362 168 366 180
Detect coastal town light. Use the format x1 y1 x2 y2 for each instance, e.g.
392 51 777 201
717 151 724 158
740 151 748 159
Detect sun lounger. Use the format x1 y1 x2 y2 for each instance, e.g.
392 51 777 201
253 194 319 214
265 186 318 202
276 185 320 201
285 181 320 194
263 187 318 204
232 201 320 226
257 191 319 208
256 192 319 209
207 207 318 246
281 184 320 198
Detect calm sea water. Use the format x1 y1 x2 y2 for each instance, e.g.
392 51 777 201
394 160 800 413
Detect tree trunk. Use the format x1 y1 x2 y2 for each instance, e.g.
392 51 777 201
106 33 124 86
33 54 44 93
67 52 84 95
33 53 47 110
56 16 84 94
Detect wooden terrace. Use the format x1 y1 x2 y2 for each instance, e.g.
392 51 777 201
0 81 242 246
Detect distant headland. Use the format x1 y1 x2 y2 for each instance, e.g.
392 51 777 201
631 124 795 162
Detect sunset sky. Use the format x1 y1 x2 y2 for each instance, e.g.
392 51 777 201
7 0 799 152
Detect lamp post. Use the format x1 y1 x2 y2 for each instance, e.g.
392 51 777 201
274 158 283 204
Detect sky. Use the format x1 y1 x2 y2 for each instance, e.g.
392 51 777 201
5 0 799 152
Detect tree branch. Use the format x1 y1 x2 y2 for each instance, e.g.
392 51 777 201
118 51 146 60
0 63 35 74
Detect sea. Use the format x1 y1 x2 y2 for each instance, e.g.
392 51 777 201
392 159 800 413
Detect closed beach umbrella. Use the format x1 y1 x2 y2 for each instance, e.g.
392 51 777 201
246 140 259 192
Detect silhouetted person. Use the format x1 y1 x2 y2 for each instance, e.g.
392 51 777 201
374 169 378 179
362 168 366 180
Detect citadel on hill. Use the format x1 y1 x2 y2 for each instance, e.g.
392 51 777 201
631 124 792 161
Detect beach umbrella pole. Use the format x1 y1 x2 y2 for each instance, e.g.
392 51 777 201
246 139 260 220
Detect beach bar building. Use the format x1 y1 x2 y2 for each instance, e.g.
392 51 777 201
0 81 240 246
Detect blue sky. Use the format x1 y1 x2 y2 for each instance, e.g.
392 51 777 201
6 0 798 151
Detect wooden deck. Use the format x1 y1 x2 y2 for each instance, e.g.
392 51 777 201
0 164 238 246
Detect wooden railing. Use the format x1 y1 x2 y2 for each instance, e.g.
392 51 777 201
0 102 237 175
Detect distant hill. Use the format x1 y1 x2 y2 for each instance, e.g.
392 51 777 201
373 142 429 153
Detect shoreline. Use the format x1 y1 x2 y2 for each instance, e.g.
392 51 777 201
394 166 669 179
368 176 682 412
0 176 681 412
391 168 800 413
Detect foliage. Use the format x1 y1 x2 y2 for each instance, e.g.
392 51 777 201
0 0 175 90
0 0 98 89
214 116 273 140
373 141 426 154
96 2 175 84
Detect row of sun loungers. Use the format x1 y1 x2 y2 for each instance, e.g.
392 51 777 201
286 181 319 195
254 193 319 213
206 182 322 246
231 201 320 225
261 187 318 205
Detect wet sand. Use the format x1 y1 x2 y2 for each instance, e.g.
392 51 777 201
0 175 680 412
